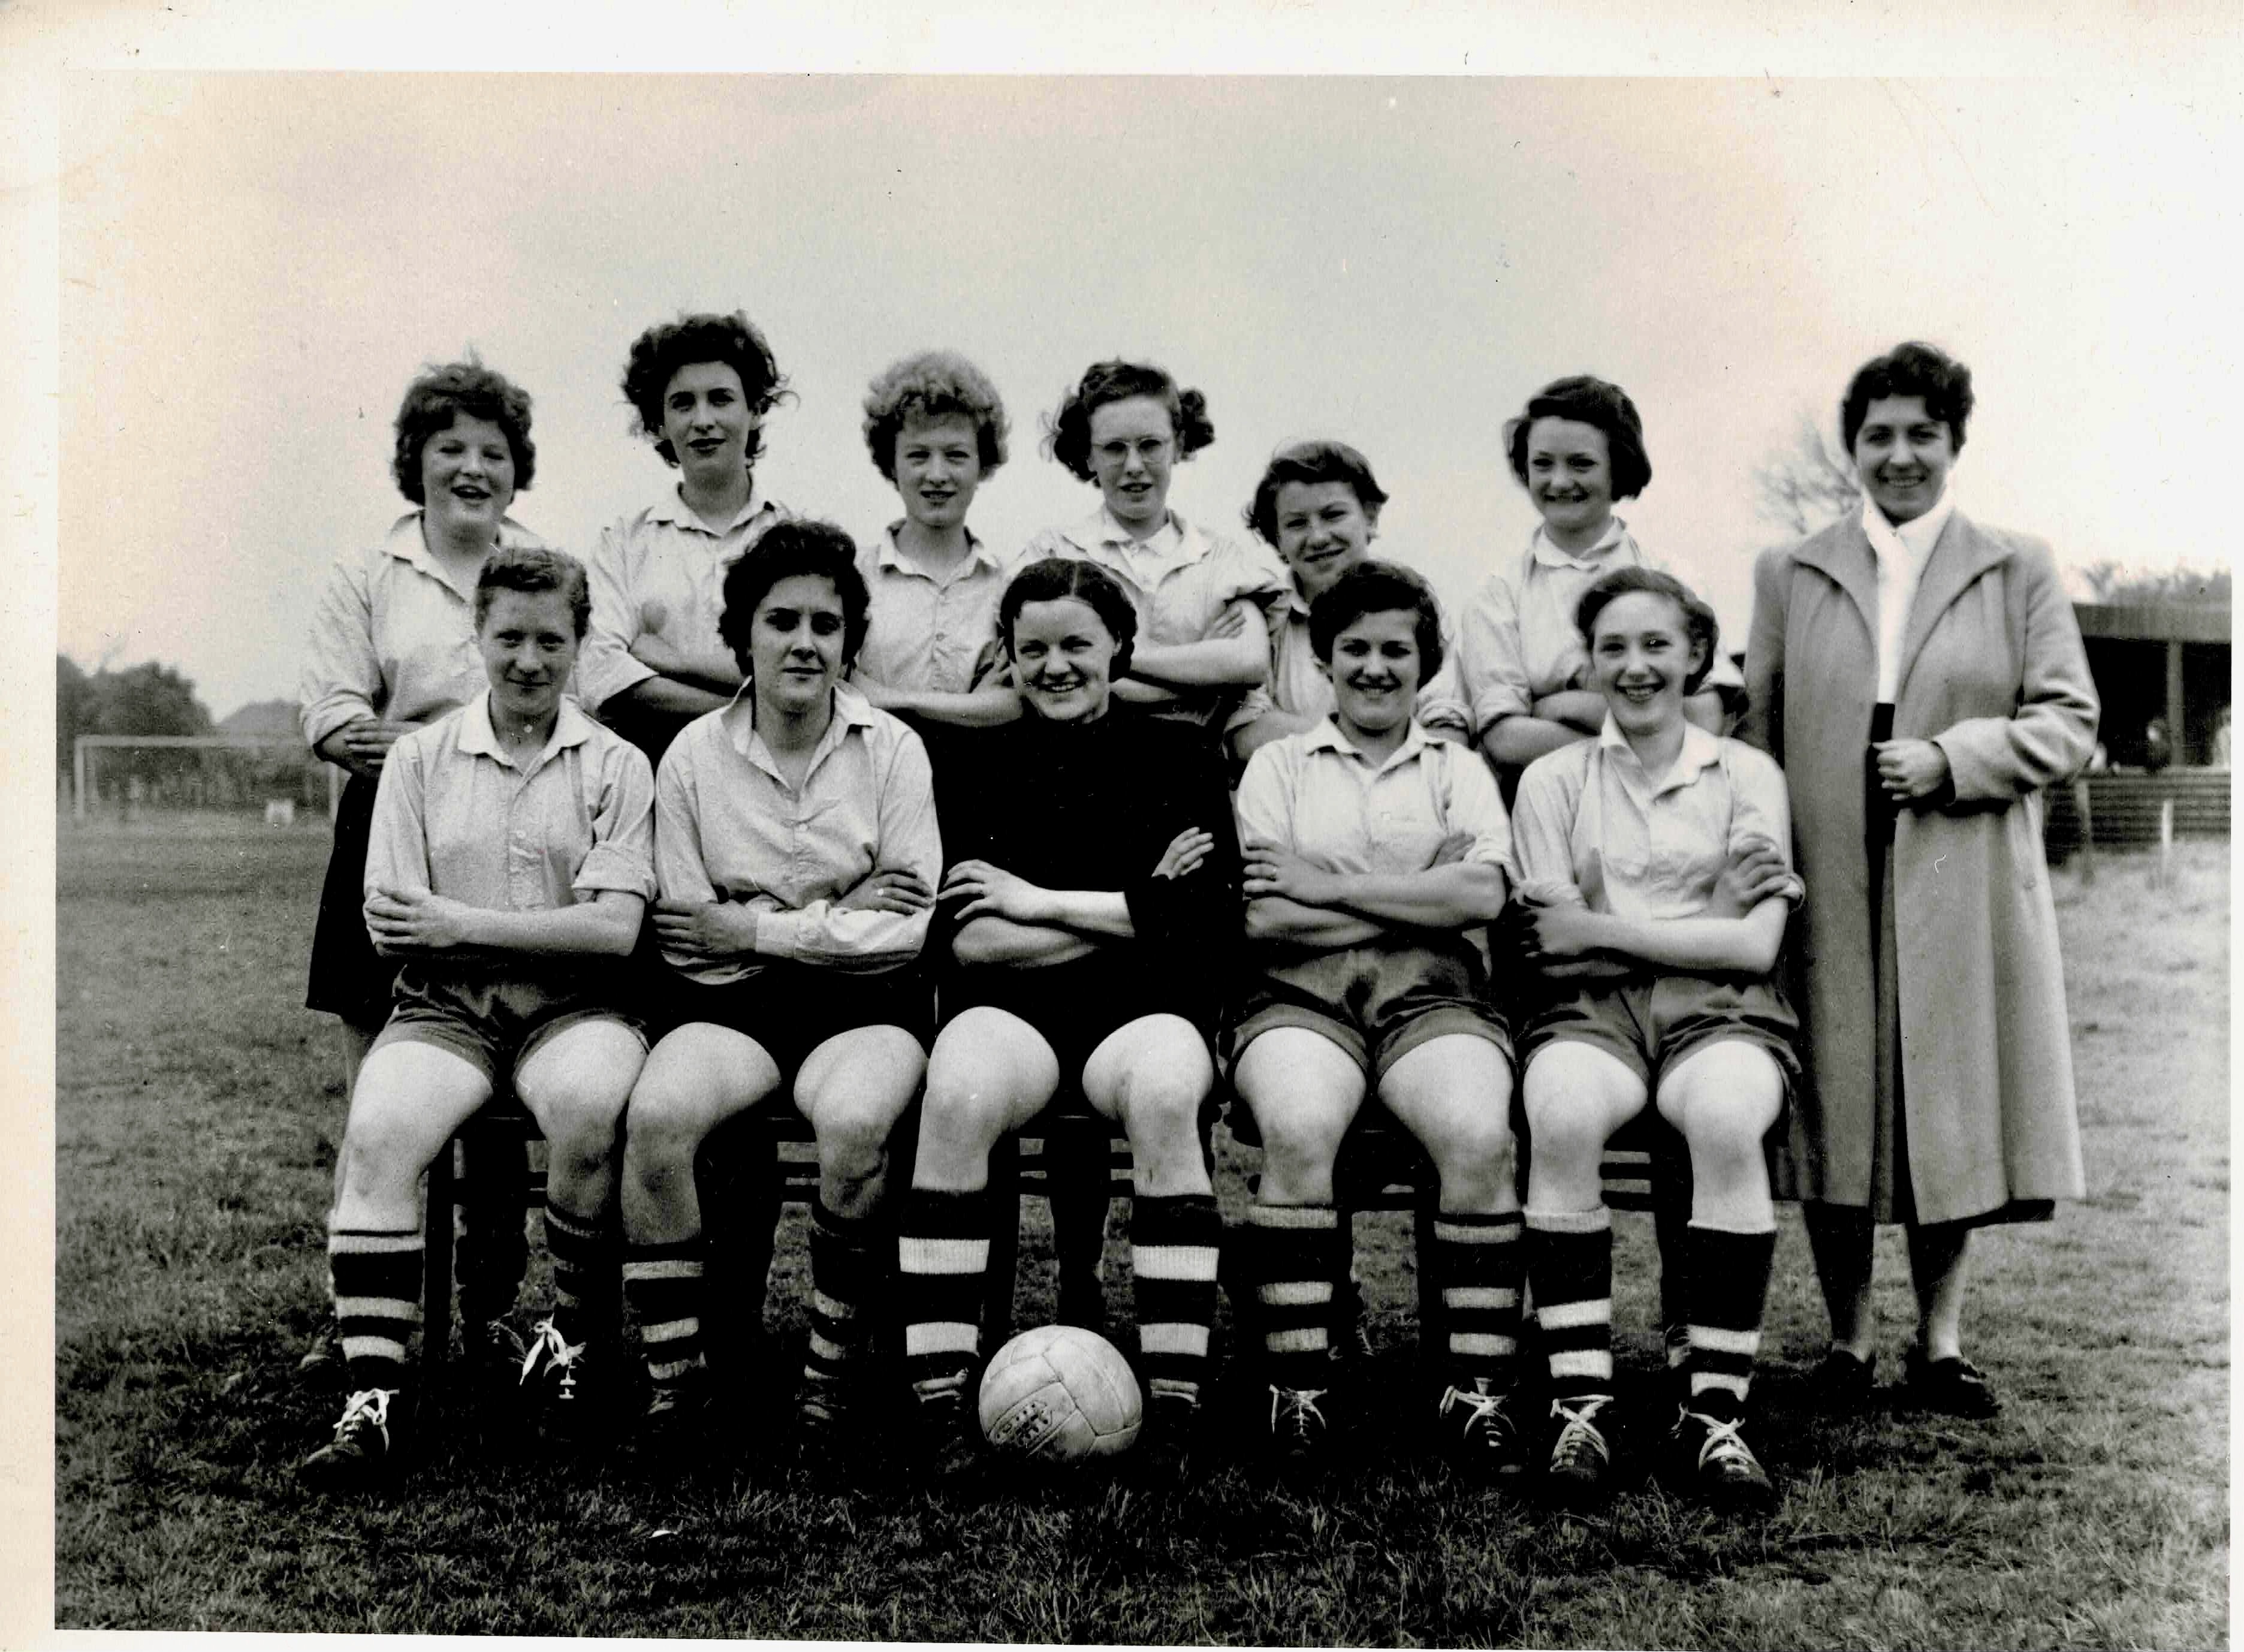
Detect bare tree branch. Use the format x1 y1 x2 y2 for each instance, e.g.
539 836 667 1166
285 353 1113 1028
1754 412 1860 538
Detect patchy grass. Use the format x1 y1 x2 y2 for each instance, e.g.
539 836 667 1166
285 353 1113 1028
55 823 2228 1644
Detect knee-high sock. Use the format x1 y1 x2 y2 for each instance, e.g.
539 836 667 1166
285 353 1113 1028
1242 1202 1341 1391
897 1187 993 1390
330 1228 423 1394
1131 1193 1221 1411
804 1197 881 1388
1525 1207 1613 1400
1684 1222 1776 1419
542 1198 617 1347
622 1237 705 1400
1433 1210 1524 1389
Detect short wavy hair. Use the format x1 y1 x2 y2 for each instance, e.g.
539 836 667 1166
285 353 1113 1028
1308 560 1444 681
1042 360 1215 483
1244 439 1391 548
1840 340 1975 454
391 360 535 504
997 556 1139 680
1503 375 1652 503
621 310 792 469
1574 565 1718 695
862 350 1010 483
474 545 591 639
716 520 871 675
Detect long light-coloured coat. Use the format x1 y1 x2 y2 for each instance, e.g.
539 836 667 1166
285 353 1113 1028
1741 511 2097 1225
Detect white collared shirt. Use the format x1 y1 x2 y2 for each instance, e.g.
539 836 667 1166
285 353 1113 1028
299 511 553 750
363 690 656 915
1266 572 1471 734
653 682 940 982
852 523 1008 695
579 487 792 712
1234 716 1514 882
1511 717 1794 923
1862 490 1957 702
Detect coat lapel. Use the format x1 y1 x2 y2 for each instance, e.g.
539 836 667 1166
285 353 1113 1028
1895 512 2010 702
1791 518 1878 646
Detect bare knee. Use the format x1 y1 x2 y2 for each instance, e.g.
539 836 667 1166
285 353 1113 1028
1115 1066 1207 1151
1424 1112 1516 1208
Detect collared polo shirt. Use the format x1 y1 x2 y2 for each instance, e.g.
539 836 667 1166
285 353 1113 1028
1510 718 1793 922
362 692 656 921
299 511 553 750
852 523 1008 695
1266 574 1471 734
653 682 940 983
580 489 792 712
1235 718 1515 881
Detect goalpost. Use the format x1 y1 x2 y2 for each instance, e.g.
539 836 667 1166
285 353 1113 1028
71 734 340 824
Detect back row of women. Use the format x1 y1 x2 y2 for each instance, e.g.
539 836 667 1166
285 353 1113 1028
296 316 2098 1517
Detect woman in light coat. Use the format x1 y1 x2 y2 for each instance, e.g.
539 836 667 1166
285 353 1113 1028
1741 341 2097 1416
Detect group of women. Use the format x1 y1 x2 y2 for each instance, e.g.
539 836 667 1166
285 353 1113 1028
295 315 2097 1519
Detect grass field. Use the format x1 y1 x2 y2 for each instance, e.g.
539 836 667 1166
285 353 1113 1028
53 818 2230 1645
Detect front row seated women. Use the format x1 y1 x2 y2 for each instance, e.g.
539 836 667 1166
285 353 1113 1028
619 521 941 1454
895 557 1241 1470
1509 566 1802 1513
301 547 656 1488
1228 562 1521 1475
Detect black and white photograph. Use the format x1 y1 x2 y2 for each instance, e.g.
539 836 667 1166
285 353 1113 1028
14 5 2237 1646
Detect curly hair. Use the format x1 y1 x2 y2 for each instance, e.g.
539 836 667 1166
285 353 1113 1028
473 545 592 639
1840 340 1975 453
715 520 871 676
391 359 535 504
1308 560 1444 681
861 350 1010 483
621 311 792 469
1574 565 1718 695
997 556 1139 680
1042 360 1214 483
1502 375 1652 503
1244 439 1390 548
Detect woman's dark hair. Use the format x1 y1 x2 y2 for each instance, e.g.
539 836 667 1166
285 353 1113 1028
997 556 1139 679
1575 565 1719 695
474 545 591 639
1042 360 1215 483
1309 560 1444 681
716 520 870 674
1244 439 1391 547
622 310 792 470
1839 340 1974 453
1502 375 1651 502
392 359 535 503
862 350 1010 482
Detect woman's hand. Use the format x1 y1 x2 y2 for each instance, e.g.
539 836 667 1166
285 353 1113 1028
364 888 479 954
1874 737 1952 802
1709 834 1803 915
942 860 1053 924
1153 828 1214 881
1523 902 1607 960
1206 604 1253 641
652 897 761 960
319 718 414 779
1241 839 1337 906
836 868 935 915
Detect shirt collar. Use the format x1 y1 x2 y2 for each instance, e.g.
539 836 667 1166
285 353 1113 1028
877 523 1000 577
723 679 877 761
379 511 537 590
456 689 595 770
1596 712 1724 793
1860 489 1955 568
1529 516 1631 572
1304 715 1433 774
1075 505 1197 565
647 486 776 536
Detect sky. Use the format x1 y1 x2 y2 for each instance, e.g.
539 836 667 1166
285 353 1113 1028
50 70 2244 721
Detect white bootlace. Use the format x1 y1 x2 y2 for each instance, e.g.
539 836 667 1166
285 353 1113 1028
334 1387 394 1449
1441 1383 1507 1439
1683 1409 1759 1473
1268 1385 1329 1442
520 1317 584 1394
1549 1395 1612 1467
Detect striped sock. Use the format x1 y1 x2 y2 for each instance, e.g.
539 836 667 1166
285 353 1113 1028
1131 1193 1221 1412
1243 1202 1341 1390
622 1237 705 1400
1434 1210 1524 1389
330 1228 423 1393
1684 1222 1776 1419
897 1187 991 1388
542 1199 617 1347
1525 1207 1614 1399
804 1198 880 1389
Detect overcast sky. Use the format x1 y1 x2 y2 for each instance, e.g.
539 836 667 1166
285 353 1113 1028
50 70 2242 719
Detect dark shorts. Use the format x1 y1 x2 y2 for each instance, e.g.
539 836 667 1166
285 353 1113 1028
1226 936 1512 1084
945 954 1214 1088
1519 969 1800 1099
368 966 646 1089
306 772 397 1027
653 961 933 1081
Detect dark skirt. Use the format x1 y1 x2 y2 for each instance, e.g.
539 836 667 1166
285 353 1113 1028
304 771 397 1028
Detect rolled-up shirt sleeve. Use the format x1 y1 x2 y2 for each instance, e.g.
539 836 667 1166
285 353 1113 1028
572 741 659 902
361 734 432 907
579 518 656 713
755 726 942 971
301 554 384 750
1508 750 1587 909
1457 572 1534 735
1442 744 1517 880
